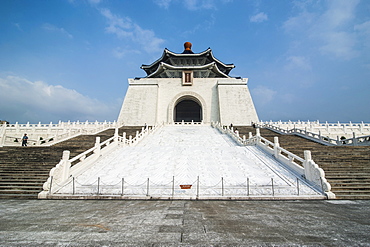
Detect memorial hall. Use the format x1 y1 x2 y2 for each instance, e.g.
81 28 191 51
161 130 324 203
117 41 258 126
0 42 369 200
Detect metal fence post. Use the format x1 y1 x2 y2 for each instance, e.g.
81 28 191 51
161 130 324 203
121 178 124 196
271 178 274 196
146 178 149 197
196 176 199 199
247 177 249 196
49 176 53 195
172 176 175 199
72 177 75 195
97 177 100 195
221 177 224 196
297 177 300 196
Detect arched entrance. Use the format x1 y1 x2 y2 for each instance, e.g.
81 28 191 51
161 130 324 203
175 99 202 122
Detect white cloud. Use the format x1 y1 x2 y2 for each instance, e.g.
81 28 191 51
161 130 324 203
251 86 277 106
154 0 172 9
42 23 73 39
112 47 140 59
285 56 312 71
88 0 101 4
154 0 230 10
250 12 268 23
100 8 165 53
184 0 215 10
283 0 361 60
319 31 358 60
355 21 370 36
282 11 314 32
355 20 370 49
322 0 360 29
12 23 23 32
0 76 116 123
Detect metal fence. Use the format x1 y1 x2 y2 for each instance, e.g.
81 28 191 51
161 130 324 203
50 176 322 198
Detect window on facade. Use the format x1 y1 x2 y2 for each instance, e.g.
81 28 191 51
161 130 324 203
182 71 193 86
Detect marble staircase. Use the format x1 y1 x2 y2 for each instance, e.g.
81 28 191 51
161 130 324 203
1 125 369 199
0 127 143 199
237 127 370 199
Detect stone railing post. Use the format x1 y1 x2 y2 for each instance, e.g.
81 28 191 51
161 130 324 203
114 128 119 143
302 150 334 198
47 122 53 135
37 136 42 145
336 136 341 145
352 132 357 146
15 122 19 133
256 128 260 136
0 124 6 147
61 150 71 181
122 132 127 145
273 137 280 158
255 128 261 144
94 137 101 156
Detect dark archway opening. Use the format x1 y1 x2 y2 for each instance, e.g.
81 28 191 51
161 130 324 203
175 100 202 122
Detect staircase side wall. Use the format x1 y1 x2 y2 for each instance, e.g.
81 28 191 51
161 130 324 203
218 79 259 126
117 80 158 126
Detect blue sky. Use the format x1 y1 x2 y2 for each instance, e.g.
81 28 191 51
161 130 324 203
1 0 369 123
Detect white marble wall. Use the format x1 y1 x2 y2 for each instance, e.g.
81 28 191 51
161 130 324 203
117 77 259 126
117 82 158 126
218 79 259 126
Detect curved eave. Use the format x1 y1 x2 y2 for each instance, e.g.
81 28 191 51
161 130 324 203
141 48 211 70
146 62 231 78
141 48 235 75
207 50 235 70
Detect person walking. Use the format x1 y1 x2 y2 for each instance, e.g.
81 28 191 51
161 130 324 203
22 133 28 146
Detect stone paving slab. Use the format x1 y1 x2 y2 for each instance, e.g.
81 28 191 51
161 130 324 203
0 199 369 246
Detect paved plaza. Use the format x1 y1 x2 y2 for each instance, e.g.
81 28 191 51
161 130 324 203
0 199 369 246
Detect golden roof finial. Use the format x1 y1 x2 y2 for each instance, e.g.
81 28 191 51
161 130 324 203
183 42 193 54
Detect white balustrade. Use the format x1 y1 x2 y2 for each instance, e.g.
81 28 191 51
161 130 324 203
0 120 118 147
258 121 370 146
211 122 335 199
39 123 162 198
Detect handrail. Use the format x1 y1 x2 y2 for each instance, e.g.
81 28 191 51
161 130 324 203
211 122 334 199
0 120 118 147
39 123 163 198
260 123 370 146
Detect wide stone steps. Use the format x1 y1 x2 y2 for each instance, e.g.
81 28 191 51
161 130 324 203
0 185 44 190
0 177 45 183
334 194 370 200
0 189 42 194
0 193 40 199
0 126 143 199
332 189 370 195
0 182 44 186
237 126 370 199
330 182 370 187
